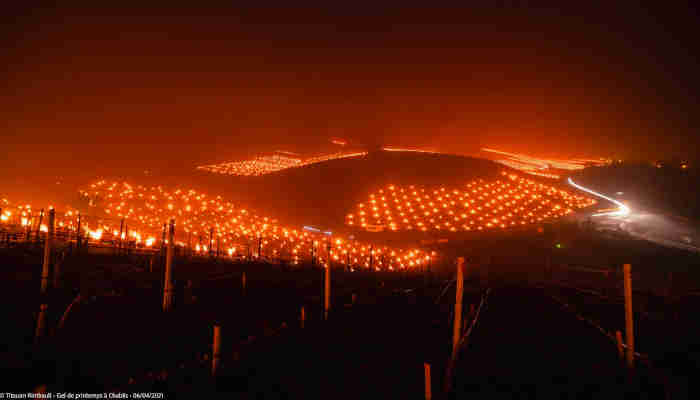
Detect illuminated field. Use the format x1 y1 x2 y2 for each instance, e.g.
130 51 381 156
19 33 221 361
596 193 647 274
381 147 440 154
346 172 596 232
481 148 611 179
0 182 431 270
197 151 368 177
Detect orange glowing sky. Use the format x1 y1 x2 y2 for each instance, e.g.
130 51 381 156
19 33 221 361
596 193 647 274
2 5 699 193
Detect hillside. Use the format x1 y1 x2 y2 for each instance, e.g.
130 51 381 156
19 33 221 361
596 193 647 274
194 151 506 231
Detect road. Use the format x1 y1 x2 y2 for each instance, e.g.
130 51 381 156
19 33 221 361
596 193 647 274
568 178 700 254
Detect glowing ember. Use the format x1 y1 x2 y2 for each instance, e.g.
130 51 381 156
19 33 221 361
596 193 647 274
89 229 103 240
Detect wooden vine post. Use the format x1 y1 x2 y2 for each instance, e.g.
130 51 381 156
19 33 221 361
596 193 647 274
623 263 635 369
162 219 175 311
40 209 55 293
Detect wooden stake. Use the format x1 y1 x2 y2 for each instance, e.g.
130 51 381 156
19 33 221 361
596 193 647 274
40 209 55 294
118 218 124 253
615 330 624 361
124 224 129 255
241 272 246 295
300 306 305 329
57 294 81 332
623 263 635 369
324 255 331 320
34 304 48 344
424 362 432 400
162 219 175 311
212 325 221 376
76 212 81 250
26 214 32 243
209 227 214 258
35 208 44 244
161 223 167 255
452 257 465 359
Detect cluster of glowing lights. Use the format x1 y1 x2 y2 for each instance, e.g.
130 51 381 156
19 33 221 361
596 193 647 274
197 153 303 176
481 148 611 179
0 198 10 222
346 172 596 232
300 152 368 166
0 201 118 244
197 151 368 177
381 147 440 154
0 180 431 270
0 199 166 248
0 201 39 229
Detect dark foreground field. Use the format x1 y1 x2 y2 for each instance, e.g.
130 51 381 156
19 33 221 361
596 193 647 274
1 241 698 399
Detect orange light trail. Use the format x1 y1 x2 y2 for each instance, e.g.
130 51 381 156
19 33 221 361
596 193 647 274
381 147 440 153
481 148 611 179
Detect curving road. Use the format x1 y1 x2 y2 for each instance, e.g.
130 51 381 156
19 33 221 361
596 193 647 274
568 177 700 254
567 177 630 217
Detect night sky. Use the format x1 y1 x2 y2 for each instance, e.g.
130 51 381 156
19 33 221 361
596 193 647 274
2 4 699 188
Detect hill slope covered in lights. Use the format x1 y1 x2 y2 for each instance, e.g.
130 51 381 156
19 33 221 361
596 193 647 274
194 150 595 236
346 175 595 233
1 181 433 270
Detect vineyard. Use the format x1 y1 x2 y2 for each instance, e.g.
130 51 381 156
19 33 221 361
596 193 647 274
346 173 596 232
3 219 699 398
